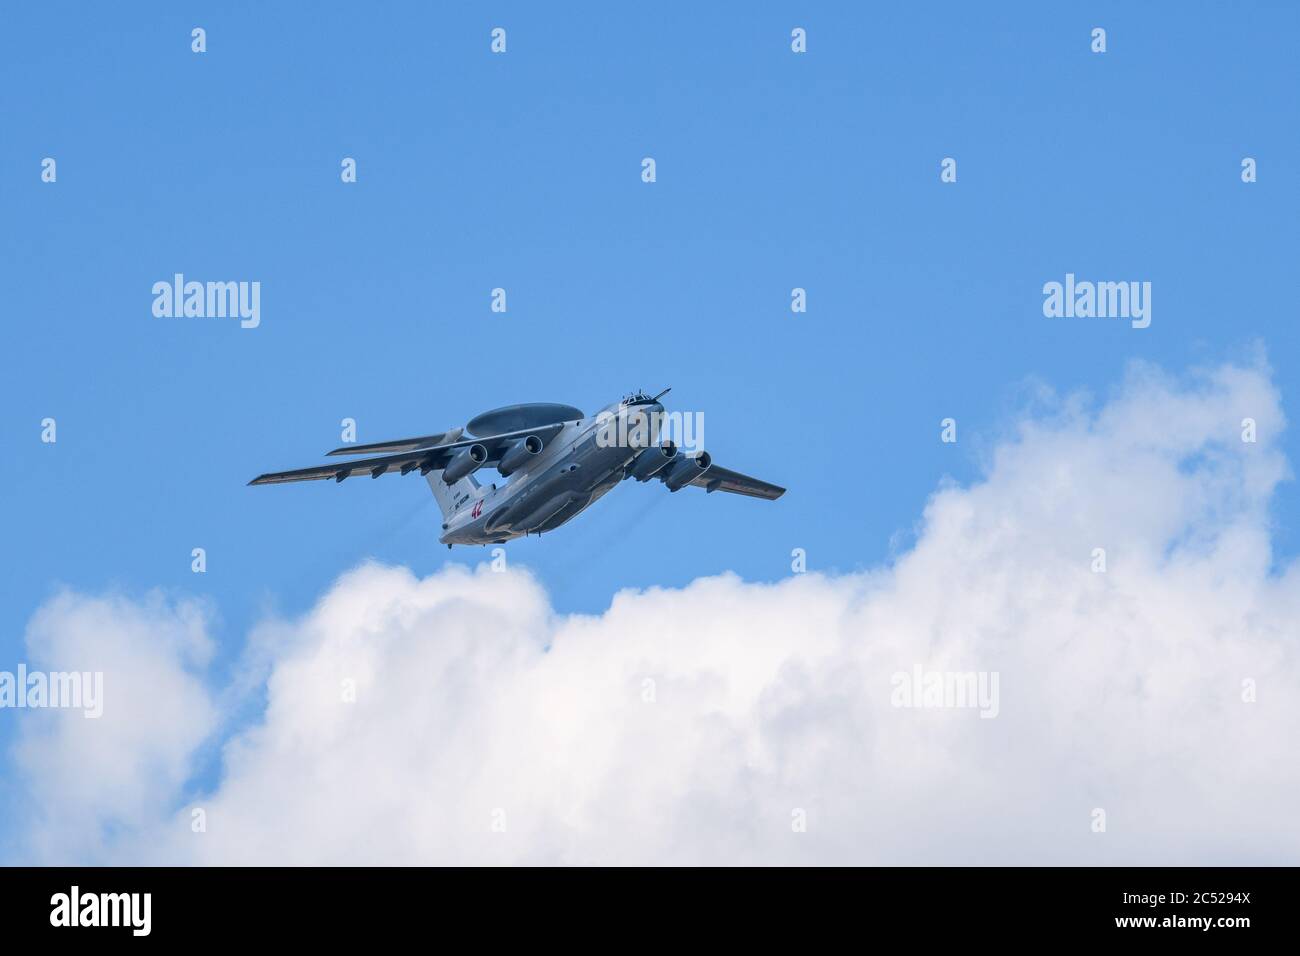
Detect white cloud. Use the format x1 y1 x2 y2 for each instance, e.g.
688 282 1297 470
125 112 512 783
8 359 1299 864
13 592 217 862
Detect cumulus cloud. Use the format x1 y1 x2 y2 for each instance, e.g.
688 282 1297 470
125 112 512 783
13 593 217 862
8 359 1299 864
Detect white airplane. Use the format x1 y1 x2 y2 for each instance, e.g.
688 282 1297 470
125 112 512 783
249 390 785 547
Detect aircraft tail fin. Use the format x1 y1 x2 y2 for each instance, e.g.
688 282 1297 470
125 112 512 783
425 470 486 521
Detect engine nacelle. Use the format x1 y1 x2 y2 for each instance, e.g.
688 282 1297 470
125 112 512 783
663 451 711 492
442 443 488 484
497 435 543 477
629 441 676 481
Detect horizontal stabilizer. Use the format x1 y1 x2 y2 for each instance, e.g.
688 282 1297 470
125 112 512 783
325 428 463 457
250 423 564 487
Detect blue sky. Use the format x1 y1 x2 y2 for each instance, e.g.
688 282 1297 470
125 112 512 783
2 2 1298 840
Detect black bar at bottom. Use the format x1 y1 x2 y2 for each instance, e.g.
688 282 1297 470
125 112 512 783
0 866 1287 942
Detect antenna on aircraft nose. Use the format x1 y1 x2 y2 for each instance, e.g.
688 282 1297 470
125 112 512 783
652 386 672 401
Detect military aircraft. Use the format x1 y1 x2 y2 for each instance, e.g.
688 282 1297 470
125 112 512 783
248 389 785 547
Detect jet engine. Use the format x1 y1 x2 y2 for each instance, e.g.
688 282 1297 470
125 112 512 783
497 435 543 476
629 441 677 481
442 443 488 483
663 451 712 491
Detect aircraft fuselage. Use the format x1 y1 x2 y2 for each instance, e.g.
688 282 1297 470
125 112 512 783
438 402 657 546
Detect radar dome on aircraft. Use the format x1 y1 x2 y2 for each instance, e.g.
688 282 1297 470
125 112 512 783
465 402 584 436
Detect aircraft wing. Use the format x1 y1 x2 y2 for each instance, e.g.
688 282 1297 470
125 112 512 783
249 423 564 486
324 428 463 457
688 464 785 500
